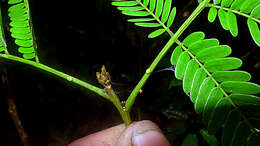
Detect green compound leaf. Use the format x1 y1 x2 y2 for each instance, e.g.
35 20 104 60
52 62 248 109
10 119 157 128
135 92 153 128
220 81 260 94
208 7 218 23
212 71 251 82
200 129 219 146
222 110 240 146
8 0 37 60
182 134 198 146
227 11 238 37
207 0 260 46
247 19 260 47
169 32 260 144
148 28 166 38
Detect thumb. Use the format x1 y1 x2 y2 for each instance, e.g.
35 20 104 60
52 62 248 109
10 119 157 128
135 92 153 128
116 120 171 146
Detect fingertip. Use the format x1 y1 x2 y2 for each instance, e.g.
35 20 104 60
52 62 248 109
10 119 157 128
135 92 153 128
132 130 171 146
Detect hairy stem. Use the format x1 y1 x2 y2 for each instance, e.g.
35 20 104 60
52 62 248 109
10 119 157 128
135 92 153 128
0 54 109 99
125 0 211 111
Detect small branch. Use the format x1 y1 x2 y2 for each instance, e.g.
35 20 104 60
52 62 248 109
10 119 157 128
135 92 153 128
1 66 30 146
0 54 109 99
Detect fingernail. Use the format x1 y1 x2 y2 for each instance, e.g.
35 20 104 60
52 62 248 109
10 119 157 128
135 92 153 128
132 130 170 146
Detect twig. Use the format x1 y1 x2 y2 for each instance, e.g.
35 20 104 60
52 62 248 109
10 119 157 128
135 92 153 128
1 66 30 146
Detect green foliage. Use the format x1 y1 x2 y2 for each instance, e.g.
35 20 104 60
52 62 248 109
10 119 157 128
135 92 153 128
0 0 259 145
111 0 176 38
170 30 260 144
7 0 37 60
206 0 260 46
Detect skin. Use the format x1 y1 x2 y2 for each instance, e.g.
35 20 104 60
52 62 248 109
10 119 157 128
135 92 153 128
69 120 171 146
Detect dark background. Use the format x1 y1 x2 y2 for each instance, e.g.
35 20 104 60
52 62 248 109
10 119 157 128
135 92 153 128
0 0 259 145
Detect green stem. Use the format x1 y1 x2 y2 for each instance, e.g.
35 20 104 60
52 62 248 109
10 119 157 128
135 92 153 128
0 53 109 99
206 3 260 24
125 0 211 111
